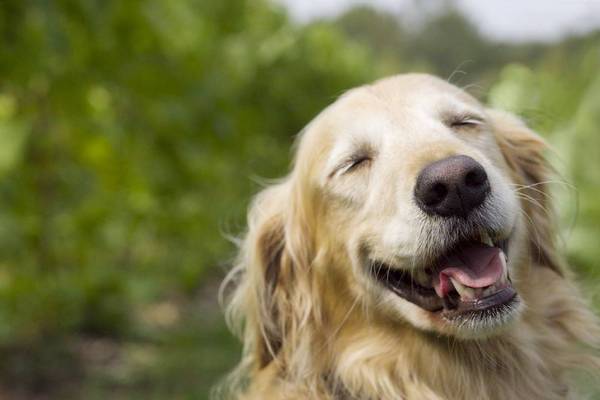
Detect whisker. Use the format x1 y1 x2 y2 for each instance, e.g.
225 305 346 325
509 179 576 191
511 184 552 201
460 82 485 96
514 191 552 217
517 207 544 260
447 60 473 84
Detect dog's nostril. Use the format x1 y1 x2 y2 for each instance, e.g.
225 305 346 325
465 169 487 188
414 155 490 218
417 181 449 208
428 183 448 205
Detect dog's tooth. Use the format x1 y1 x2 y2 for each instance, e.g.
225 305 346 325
449 277 460 292
420 270 430 285
413 269 429 286
450 277 474 300
462 286 475 300
499 250 508 283
480 230 494 247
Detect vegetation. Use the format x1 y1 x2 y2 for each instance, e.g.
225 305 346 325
0 1 598 398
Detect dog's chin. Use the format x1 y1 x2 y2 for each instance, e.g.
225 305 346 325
369 229 522 338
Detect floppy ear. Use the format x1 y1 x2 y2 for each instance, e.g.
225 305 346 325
226 179 316 370
487 109 563 275
251 187 287 368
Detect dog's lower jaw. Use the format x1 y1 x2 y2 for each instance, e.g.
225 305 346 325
373 288 523 340
434 292 524 339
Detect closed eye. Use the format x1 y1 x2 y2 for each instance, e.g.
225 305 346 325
332 154 372 177
448 114 484 129
341 155 371 174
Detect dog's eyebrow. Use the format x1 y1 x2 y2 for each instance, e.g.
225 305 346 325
440 106 486 124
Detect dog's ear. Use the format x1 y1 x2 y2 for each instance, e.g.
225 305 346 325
487 109 563 274
233 180 316 369
252 195 286 368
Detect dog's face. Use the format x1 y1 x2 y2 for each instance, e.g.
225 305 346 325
295 74 530 338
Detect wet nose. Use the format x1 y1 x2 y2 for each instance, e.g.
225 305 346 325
414 155 490 218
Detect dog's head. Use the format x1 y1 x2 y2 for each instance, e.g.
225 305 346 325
229 74 559 368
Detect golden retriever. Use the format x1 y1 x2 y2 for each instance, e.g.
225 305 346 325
219 74 600 399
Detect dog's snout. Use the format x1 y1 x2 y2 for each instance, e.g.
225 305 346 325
414 155 489 218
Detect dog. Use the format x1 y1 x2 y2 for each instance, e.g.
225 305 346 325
219 74 600 399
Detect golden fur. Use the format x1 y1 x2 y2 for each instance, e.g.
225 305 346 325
218 74 600 399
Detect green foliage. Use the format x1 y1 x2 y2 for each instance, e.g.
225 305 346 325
0 0 376 342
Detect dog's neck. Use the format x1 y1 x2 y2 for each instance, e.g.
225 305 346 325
321 320 568 399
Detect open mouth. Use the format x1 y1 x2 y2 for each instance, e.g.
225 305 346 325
370 231 517 320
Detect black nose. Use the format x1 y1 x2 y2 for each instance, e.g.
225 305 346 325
414 155 490 218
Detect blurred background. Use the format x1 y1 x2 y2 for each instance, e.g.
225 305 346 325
0 0 599 398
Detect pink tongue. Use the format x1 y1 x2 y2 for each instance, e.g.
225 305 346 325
434 244 504 298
